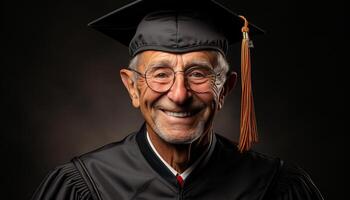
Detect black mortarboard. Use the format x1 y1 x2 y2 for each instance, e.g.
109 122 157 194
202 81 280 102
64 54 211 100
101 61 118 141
88 0 262 152
88 0 264 57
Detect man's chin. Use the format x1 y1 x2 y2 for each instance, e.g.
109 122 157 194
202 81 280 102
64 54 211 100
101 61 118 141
155 128 202 144
160 135 198 145
151 117 206 144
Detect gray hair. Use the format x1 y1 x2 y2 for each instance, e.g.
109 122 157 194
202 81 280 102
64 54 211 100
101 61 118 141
128 54 140 82
128 54 140 70
128 51 230 85
213 51 230 86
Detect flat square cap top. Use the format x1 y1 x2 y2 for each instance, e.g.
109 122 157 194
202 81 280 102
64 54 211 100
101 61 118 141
88 0 264 56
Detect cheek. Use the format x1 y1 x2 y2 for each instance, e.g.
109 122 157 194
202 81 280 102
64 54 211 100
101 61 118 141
138 86 162 115
200 85 222 105
197 86 223 119
136 79 148 93
196 90 220 112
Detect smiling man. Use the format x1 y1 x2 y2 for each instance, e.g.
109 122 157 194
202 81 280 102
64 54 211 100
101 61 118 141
121 50 232 174
32 0 324 200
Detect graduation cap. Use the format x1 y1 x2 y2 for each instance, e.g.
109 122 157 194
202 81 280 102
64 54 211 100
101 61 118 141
88 0 262 152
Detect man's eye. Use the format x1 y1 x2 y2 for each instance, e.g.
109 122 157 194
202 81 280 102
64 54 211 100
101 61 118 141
149 67 173 79
154 72 169 78
188 70 207 78
187 68 210 79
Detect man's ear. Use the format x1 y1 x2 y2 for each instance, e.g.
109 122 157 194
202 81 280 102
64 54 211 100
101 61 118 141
218 71 238 109
120 69 140 108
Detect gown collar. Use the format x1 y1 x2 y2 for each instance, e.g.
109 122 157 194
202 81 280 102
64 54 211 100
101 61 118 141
136 123 217 188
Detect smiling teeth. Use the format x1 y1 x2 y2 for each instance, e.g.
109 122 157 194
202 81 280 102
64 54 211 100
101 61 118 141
164 111 192 118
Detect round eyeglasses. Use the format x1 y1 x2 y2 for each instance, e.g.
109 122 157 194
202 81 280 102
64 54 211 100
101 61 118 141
128 66 220 93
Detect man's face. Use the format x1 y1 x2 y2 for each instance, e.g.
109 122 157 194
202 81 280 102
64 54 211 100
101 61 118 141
121 50 230 144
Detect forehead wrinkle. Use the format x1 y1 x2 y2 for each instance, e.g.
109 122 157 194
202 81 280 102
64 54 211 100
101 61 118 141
183 51 217 69
175 54 184 70
145 53 178 70
139 51 218 71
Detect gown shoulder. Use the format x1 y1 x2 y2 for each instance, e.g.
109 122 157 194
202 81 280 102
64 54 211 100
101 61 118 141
264 161 324 200
31 162 92 200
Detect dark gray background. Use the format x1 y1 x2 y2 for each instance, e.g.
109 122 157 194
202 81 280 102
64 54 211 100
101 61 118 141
2 0 347 199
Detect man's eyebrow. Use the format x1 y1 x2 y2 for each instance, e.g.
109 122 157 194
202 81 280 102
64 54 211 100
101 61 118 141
185 60 213 69
147 60 173 69
146 59 213 69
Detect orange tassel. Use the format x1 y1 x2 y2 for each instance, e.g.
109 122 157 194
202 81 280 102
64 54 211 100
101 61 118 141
238 15 258 152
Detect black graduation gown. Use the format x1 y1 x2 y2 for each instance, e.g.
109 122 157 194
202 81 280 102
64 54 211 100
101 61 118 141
31 125 324 200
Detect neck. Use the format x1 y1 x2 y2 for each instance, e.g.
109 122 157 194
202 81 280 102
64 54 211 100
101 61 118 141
147 126 212 174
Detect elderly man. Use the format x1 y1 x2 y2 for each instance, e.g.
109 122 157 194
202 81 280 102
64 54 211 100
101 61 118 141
32 0 324 199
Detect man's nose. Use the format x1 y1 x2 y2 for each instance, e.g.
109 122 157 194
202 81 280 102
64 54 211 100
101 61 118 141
167 73 192 105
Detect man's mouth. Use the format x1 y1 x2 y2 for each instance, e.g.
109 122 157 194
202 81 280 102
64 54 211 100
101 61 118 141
161 109 201 118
